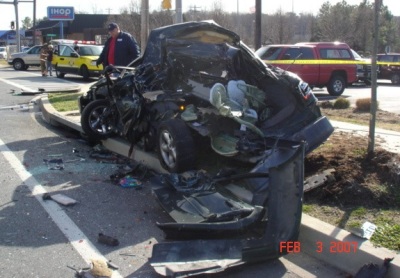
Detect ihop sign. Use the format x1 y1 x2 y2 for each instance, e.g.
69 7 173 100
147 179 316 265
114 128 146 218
47 6 75 21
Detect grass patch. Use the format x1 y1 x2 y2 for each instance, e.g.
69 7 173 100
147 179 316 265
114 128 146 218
48 92 83 112
326 114 400 132
305 206 400 251
347 220 362 229
302 204 312 213
371 223 400 251
351 206 367 218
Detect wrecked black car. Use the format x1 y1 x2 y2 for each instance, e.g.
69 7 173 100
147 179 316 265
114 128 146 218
79 20 333 173
78 21 334 277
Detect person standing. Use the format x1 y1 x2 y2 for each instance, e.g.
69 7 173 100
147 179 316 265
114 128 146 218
46 44 54 76
96 22 140 68
39 44 49 77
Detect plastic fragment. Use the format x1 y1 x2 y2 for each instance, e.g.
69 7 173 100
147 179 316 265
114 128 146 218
118 175 143 189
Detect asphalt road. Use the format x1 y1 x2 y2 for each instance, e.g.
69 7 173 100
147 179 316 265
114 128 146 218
0 65 390 278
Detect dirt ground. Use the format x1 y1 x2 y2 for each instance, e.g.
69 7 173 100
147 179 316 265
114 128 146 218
303 107 400 250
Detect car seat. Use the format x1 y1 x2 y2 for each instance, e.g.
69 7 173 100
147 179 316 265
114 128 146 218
209 82 264 156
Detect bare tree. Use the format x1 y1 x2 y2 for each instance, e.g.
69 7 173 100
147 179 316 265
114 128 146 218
149 10 174 30
107 0 141 45
102 0 400 53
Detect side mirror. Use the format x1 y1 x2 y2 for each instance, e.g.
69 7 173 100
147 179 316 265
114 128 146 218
71 52 79 58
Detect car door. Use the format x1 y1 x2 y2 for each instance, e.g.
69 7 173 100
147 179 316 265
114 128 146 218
55 45 76 73
25 46 41 64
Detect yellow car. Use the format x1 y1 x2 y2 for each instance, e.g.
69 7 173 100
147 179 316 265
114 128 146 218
52 42 103 80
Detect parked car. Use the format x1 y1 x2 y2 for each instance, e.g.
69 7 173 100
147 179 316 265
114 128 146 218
7 45 42 70
21 46 31 52
377 53 400 84
0 46 7 59
52 43 103 80
255 42 358 96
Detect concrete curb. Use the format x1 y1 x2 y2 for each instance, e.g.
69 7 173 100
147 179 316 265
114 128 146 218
37 96 400 277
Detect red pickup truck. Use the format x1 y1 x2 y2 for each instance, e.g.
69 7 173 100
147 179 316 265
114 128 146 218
255 42 358 96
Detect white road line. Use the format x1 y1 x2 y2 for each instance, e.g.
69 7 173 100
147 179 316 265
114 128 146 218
0 77 34 92
0 138 123 278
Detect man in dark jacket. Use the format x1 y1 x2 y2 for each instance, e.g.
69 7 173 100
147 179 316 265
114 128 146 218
96 22 140 67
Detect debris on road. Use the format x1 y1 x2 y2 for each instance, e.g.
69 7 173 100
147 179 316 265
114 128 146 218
349 221 378 239
304 168 336 192
42 193 77 206
118 175 142 189
43 158 64 170
0 104 30 111
67 259 115 278
64 158 85 163
109 162 152 189
97 233 119 246
90 259 113 277
354 257 393 278
89 144 128 164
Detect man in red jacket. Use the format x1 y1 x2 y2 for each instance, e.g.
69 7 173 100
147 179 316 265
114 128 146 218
97 22 140 67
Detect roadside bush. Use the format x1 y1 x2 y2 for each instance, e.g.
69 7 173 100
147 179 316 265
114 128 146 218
319 101 334 109
333 97 350 109
355 98 379 112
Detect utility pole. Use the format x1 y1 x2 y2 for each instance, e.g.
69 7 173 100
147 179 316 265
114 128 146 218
140 0 149 52
368 0 382 155
236 0 239 33
33 0 36 45
254 0 261 50
13 0 21 52
176 0 182 23
0 0 35 49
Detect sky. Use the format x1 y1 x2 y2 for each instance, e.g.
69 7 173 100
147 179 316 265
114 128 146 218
0 0 398 30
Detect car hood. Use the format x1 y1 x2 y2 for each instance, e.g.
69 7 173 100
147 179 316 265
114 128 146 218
11 52 28 57
79 55 99 60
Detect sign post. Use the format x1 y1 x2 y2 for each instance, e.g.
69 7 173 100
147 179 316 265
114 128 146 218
47 6 74 39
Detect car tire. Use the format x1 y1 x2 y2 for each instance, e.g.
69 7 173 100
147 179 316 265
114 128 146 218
55 65 65 78
81 65 90 81
391 73 400 85
80 99 117 142
157 119 196 173
13 59 25 70
327 75 346 96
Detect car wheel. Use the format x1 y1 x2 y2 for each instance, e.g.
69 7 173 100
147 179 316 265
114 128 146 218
327 75 345 96
13 59 25 70
81 65 90 81
80 99 117 142
158 119 196 173
391 74 400 85
55 65 65 78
